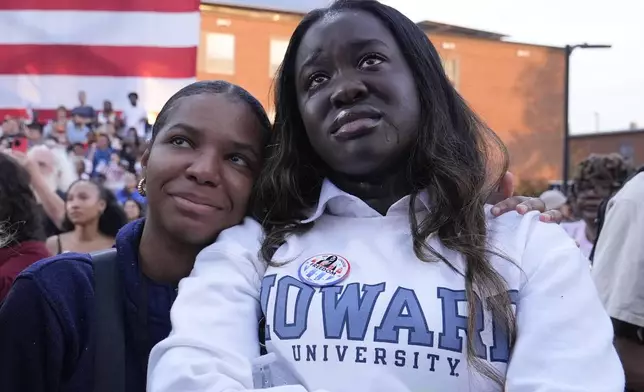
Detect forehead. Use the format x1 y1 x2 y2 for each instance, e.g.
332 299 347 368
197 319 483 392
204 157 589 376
69 181 98 194
297 10 397 63
162 94 264 146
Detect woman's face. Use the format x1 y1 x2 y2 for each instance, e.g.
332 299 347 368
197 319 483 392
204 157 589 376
124 200 141 221
142 94 265 245
66 181 105 226
294 10 420 178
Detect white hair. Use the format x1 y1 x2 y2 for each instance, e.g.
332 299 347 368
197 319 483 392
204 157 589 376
28 144 79 193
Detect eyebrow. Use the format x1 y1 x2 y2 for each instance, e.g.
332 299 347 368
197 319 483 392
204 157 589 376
169 122 261 160
298 38 389 77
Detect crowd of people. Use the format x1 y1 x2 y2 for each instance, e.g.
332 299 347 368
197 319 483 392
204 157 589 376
0 1 641 391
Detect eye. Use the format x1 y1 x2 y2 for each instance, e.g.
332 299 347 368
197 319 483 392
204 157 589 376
307 72 329 90
169 136 191 148
229 154 250 168
358 53 385 69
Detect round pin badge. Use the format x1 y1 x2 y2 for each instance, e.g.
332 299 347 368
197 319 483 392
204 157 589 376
298 254 351 287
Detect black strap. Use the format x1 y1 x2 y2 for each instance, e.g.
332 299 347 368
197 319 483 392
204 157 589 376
92 248 126 392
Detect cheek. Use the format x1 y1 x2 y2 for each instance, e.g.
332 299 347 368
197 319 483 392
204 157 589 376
224 170 255 214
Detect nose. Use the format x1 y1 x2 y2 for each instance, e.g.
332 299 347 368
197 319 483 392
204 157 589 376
185 151 222 187
330 77 368 108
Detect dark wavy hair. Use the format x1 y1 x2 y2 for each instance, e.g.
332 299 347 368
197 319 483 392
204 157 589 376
149 80 271 146
0 154 45 244
61 180 127 237
252 0 513 385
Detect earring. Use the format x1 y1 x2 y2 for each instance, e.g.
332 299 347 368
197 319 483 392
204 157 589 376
137 178 147 197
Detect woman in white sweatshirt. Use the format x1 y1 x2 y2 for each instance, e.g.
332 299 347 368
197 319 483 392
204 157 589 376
147 1 624 391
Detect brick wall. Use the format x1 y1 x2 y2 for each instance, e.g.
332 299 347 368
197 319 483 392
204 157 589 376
198 5 566 182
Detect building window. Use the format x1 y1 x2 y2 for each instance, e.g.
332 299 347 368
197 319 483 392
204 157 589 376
204 33 235 75
441 58 460 89
269 39 289 77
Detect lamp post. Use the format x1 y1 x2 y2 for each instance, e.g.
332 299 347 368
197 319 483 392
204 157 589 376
561 43 611 194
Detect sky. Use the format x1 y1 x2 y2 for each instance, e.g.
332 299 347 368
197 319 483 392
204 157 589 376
220 0 643 135
379 0 644 135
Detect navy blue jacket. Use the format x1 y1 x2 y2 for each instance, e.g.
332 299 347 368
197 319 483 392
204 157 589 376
0 219 177 392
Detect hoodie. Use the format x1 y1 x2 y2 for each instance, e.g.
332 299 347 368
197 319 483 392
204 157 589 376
0 219 177 392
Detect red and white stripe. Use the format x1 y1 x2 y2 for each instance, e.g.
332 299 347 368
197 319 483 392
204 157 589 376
0 0 201 122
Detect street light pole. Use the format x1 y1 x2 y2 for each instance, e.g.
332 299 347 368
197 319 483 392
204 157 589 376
561 43 611 195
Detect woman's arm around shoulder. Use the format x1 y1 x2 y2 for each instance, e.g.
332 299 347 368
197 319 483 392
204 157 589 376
505 215 624 391
148 218 310 392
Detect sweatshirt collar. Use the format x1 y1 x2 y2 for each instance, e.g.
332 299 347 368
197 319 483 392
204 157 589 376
302 178 431 224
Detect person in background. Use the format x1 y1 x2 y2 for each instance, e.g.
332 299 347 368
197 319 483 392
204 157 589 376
66 113 90 145
592 168 644 391
26 122 45 148
0 154 49 301
45 179 126 255
43 106 70 144
103 152 128 193
124 92 148 139
68 142 93 179
71 90 96 127
98 100 117 126
10 145 77 238
562 153 632 258
124 198 145 222
539 189 574 222
116 172 147 205
89 133 114 177
148 2 620 391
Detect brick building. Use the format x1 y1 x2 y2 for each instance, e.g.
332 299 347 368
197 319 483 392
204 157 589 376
570 128 644 170
198 1 566 183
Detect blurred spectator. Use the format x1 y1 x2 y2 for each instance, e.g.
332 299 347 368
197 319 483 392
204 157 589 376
0 153 49 301
43 106 70 144
123 198 144 222
68 143 93 180
116 172 146 205
591 168 644 390
97 100 117 126
26 122 45 148
89 133 113 176
46 180 126 255
1 116 20 137
123 92 147 138
71 90 95 126
66 114 90 144
103 152 128 193
562 153 632 258
25 145 78 236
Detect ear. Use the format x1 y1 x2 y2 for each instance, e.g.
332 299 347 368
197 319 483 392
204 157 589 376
141 148 150 174
498 171 515 199
98 199 107 214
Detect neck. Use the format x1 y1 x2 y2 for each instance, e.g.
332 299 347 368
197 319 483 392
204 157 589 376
584 220 598 243
73 220 102 242
329 165 411 215
138 217 201 285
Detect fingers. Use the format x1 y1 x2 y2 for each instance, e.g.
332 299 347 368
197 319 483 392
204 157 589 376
538 209 564 224
497 171 515 199
490 196 534 216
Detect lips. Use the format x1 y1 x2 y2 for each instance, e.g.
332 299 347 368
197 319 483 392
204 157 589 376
168 191 221 210
330 107 383 136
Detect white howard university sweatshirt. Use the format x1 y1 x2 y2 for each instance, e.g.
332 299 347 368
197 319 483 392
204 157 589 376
148 180 624 392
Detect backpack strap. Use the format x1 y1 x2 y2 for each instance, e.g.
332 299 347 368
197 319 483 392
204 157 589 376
92 248 126 392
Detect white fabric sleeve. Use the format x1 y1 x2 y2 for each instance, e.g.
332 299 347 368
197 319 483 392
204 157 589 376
504 217 625 391
146 218 310 392
592 197 644 327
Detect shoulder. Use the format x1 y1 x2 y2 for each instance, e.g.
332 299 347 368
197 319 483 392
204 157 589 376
18 253 94 298
486 208 580 274
194 217 266 284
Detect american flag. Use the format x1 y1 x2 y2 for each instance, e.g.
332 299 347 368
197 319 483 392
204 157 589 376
0 0 201 122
